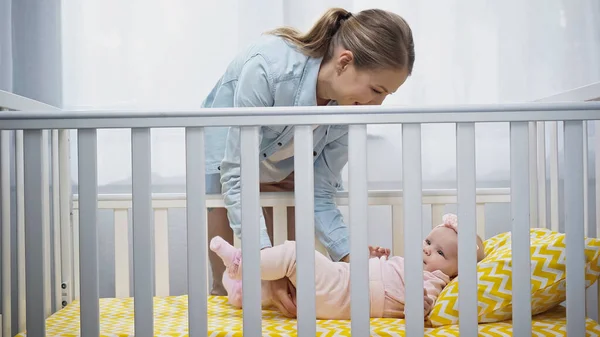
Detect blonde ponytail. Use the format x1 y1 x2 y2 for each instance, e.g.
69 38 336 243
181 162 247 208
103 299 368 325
268 8 415 75
267 8 352 58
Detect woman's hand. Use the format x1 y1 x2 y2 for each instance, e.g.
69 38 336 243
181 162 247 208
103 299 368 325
369 246 390 258
267 278 297 317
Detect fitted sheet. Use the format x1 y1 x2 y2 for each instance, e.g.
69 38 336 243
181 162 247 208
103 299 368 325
15 295 600 336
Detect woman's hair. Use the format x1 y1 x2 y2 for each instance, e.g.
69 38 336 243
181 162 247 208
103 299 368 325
267 8 415 75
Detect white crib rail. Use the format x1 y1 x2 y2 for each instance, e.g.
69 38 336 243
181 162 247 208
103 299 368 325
70 188 505 300
70 187 498 303
2 97 600 336
0 90 69 337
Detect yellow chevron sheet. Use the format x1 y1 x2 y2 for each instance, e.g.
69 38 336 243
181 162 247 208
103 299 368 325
15 296 600 336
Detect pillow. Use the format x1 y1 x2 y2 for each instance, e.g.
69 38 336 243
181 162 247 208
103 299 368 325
427 228 600 326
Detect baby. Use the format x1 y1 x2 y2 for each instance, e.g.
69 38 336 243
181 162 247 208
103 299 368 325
210 213 485 320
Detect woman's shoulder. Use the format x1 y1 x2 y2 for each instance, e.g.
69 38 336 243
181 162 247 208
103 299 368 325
243 34 316 82
249 34 305 61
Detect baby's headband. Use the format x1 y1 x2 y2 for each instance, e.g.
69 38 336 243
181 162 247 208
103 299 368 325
435 213 480 252
437 213 458 233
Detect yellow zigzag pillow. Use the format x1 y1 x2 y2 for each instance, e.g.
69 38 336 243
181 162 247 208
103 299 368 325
428 228 600 326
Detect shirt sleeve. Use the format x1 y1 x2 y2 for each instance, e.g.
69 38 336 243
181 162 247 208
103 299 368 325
423 272 449 315
313 132 350 261
220 55 274 249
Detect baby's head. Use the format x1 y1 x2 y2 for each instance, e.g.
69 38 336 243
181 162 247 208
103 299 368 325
422 213 485 278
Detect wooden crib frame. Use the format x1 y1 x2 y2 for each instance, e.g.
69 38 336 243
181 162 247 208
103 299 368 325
1 83 600 336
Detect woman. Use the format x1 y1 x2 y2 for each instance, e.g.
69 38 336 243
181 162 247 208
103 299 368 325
202 7 415 317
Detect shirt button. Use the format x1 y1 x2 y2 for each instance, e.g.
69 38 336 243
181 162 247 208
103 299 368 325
313 151 317 156
263 153 267 157
277 142 282 146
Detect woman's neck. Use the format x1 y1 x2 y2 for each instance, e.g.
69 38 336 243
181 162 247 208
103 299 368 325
316 61 335 106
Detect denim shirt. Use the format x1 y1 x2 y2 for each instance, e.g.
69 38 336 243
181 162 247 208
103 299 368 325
202 35 349 261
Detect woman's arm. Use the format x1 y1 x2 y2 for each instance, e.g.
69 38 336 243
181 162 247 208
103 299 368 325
219 55 298 317
220 54 274 249
313 132 351 262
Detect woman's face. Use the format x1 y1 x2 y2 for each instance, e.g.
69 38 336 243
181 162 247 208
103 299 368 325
329 50 409 106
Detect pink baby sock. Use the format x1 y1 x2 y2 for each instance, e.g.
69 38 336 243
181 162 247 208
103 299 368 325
222 272 243 308
209 236 242 279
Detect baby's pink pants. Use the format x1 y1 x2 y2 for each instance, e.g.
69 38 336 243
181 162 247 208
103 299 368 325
223 240 383 320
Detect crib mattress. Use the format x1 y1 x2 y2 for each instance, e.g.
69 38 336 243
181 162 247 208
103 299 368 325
15 295 600 336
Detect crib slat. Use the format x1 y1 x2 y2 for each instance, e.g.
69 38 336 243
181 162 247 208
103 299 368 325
595 120 600 319
293 125 317 335
185 127 208 337
392 205 404 256
348 124 370 334
42 130 52 318
272 206 288 245
456 122 478 335
240 126 262 335
536 122 547 228
510 121 532 336
23 129 47 336
154 209 170 296
596 121 600 237
77 128 100 335
549 122 559 231
476 203 486 238
72 209 80 300
583 122 589 236
528 122 538 230
431 204 444 228
52 129 63 312
402 123 424 337
59 129 74 304
1 129 11 337
16 130 26 331
114 209 130 298
131 127 154 336
564 121 586 335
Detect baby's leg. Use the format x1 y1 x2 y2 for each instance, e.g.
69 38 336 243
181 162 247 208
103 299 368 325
212 239 300 281
211 236 351 318
211 236 340 286
221 270 273 308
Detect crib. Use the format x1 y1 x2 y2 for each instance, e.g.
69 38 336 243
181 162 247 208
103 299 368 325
1 84 600 337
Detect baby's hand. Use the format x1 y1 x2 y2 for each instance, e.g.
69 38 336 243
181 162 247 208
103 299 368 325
423 289 434 315
368 246 390 258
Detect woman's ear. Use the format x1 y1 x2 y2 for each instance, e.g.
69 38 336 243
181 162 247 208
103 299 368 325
336 50 354 74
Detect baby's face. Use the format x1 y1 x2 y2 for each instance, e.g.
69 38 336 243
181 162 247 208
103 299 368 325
422 226 458 277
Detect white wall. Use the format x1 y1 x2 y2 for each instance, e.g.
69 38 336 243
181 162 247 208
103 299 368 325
62 0 600 187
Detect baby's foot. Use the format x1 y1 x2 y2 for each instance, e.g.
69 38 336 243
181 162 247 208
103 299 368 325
222 274 273 309
210 236 242 279
222 272 243 308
